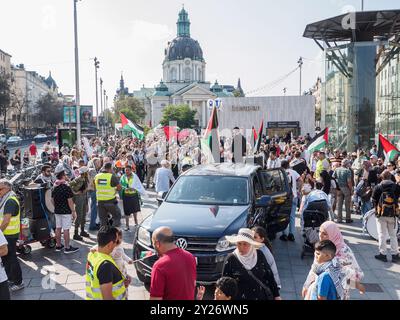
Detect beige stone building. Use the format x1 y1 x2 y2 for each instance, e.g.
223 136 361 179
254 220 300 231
8 64 58 135
0 49 11 76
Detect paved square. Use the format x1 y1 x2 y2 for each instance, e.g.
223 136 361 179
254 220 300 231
10 191 400 300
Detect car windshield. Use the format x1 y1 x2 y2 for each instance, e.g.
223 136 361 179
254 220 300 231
166 176 248 205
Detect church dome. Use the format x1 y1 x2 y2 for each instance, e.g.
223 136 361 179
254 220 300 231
164 7 204 62
165 37 204 62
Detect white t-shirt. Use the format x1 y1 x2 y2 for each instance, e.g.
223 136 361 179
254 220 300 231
267 158 281 169
0 230 8 283
286 168 300 198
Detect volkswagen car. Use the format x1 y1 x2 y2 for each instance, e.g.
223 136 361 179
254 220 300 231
133 163 292 284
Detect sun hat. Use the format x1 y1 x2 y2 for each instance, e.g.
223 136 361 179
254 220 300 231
225 228 263 248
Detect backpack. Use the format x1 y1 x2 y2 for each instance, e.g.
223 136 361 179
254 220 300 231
377 184 399 218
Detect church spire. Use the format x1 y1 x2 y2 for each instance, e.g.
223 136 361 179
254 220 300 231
177 6 190 37
120 72 125 90
234 78 245 97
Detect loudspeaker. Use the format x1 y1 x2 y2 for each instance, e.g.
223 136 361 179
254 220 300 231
23 186 46 220
29 218 50 241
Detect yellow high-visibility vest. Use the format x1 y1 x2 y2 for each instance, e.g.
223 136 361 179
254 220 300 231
0 195 20 236
85 252 126 300
95 173 116 201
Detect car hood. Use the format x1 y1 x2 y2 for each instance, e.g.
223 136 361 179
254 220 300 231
141 202 249 238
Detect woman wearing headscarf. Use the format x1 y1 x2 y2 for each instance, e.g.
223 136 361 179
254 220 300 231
222 228 281 300
302 221 365 300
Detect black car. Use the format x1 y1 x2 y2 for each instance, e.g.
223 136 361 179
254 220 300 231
133 163 292 284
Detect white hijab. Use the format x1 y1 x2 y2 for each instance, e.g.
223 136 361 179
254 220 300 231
233 246 258 270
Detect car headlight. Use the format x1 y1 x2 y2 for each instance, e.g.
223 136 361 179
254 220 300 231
216 236 236 252
138 227 152 247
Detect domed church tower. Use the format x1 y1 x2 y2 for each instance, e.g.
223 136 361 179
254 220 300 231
163 7 206 84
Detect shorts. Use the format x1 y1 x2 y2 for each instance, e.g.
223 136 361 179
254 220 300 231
55 214 72 230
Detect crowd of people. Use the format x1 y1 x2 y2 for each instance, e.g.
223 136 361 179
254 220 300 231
0 129 399 301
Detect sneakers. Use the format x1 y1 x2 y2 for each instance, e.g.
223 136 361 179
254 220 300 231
73 234 83 241
80 231 90 238
55 244 64 252
346 219 354 224
392 255 400 263
64 246 80 254
124 227 130 232
287 234 295 242
89 225 100 231
375 254 388 262
9 282 25 292
280 234 288 241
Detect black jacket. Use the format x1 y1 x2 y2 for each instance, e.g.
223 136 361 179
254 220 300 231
371 180 400 207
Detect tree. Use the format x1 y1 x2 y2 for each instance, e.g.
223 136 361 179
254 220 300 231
160 104 196 129
113 96 146 124
10 86 28 135
36 93 63 129
0 73 11 132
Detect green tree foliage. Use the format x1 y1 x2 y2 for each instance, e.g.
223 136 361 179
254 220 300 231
36 93 63 128
160 104 196 129
113 96 146 124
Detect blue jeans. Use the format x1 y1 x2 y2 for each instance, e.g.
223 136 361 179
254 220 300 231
361 200 372 216
284 196 298 236
88 191 98 229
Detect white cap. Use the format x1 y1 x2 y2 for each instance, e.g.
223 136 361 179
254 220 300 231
54 163 65 175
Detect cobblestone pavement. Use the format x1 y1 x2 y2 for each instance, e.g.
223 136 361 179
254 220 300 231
11 191 400 300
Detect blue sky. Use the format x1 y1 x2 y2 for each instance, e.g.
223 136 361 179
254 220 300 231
1 0 399 113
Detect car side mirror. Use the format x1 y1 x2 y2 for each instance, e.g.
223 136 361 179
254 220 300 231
156 192 167 206
255 195 272 208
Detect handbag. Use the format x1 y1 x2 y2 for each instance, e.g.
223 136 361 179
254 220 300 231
233 254 274 300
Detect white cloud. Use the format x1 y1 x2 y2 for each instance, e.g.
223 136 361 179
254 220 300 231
130 20 173 45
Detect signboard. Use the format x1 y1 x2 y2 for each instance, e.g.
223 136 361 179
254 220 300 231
63 105 93 125
80 106 93 124
232 106 260 112
63 106 76 124
57 129 77 149
207 99 223 110
267 121 300 129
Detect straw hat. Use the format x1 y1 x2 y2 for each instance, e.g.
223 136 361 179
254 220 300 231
225 228 263 248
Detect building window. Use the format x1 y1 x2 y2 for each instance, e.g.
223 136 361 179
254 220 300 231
170 68 177 81
184 67 191 81
12 115 16 121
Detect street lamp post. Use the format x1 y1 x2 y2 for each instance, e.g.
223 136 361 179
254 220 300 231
298 57 303 96
73 0 81 148
100 78 103 136
94 57 100 135
104 89 107 135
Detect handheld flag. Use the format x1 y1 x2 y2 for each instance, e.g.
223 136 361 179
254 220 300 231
120 113 145 140
306 128 329 153
253 120 264 153
378 134 400 162
201 106 219 163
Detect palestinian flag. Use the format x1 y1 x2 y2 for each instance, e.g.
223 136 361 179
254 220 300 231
120 113 144 140
306 128 329 153
201 106 219 163
378 134 400 161
253 120 264 153
252 126 258 144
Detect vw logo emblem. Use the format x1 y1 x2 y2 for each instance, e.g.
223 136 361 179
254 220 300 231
175 238 188 250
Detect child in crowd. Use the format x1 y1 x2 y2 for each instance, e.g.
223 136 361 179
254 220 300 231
307 240 344 300
196 277 238 300
252 226 281 289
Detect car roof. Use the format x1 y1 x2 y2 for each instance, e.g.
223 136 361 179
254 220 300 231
183 163 261 177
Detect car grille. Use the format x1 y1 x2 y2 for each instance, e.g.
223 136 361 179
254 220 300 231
177 236 219 252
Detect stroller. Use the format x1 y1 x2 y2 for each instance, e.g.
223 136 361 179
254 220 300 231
300 200 330 259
